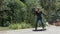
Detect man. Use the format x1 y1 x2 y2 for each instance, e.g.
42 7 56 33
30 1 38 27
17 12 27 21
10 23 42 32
34 7 47 31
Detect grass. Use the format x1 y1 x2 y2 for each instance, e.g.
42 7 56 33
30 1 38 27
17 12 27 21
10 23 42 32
9 22 32 29
0 27 9 30
0 22 46 30
0 22 33 30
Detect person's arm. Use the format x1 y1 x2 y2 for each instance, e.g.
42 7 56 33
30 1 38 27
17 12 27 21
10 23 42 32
42 12 49 19
41 11 47 16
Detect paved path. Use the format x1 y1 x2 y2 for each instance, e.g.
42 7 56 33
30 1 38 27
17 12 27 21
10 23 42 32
0 25 60 34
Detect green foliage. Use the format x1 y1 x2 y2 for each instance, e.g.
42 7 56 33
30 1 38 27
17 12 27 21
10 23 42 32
9 22 32 29
0 0 60 28
40 0 59 23
0 0 26 26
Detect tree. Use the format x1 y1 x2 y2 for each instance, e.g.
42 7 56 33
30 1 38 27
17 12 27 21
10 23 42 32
0 0 26 26
40 0 56 23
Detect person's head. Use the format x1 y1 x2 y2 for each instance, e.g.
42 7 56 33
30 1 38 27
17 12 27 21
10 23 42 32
35 7 40 12
35 7 40 11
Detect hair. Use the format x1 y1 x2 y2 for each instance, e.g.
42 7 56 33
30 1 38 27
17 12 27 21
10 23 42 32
35 7 40 11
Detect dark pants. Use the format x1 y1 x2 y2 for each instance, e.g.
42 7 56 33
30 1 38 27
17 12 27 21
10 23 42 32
35 16 45 30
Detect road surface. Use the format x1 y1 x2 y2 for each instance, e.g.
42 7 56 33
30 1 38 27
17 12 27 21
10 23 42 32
0 25 60 34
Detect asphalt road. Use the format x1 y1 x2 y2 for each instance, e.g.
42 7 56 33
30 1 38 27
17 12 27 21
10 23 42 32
0 25 60 34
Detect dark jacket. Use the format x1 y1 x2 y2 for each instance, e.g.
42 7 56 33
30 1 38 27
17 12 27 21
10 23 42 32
34 11 46 19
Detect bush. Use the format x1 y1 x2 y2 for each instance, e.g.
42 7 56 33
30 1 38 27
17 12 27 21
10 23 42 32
9 22 32 29
9 23 21 29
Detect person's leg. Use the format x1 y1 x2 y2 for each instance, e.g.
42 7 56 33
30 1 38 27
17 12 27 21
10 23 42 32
35 18 39 30
40 18 45 29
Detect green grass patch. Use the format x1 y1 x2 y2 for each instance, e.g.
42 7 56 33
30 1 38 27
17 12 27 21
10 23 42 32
0 27 9 30
9 22 32 29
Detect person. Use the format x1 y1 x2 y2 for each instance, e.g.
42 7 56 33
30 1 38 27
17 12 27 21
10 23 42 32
34 7 47 31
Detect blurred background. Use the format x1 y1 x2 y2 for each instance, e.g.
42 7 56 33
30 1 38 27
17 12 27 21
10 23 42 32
0 0 60 29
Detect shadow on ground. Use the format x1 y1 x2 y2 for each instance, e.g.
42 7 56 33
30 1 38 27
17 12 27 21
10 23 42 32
33 29 46 31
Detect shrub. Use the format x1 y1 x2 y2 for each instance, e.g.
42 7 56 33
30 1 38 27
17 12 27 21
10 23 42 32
9 22 32 29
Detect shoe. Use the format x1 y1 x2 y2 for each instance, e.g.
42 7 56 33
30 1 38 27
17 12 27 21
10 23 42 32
33 28 37 31
33 29 37 31
42 28 46 31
